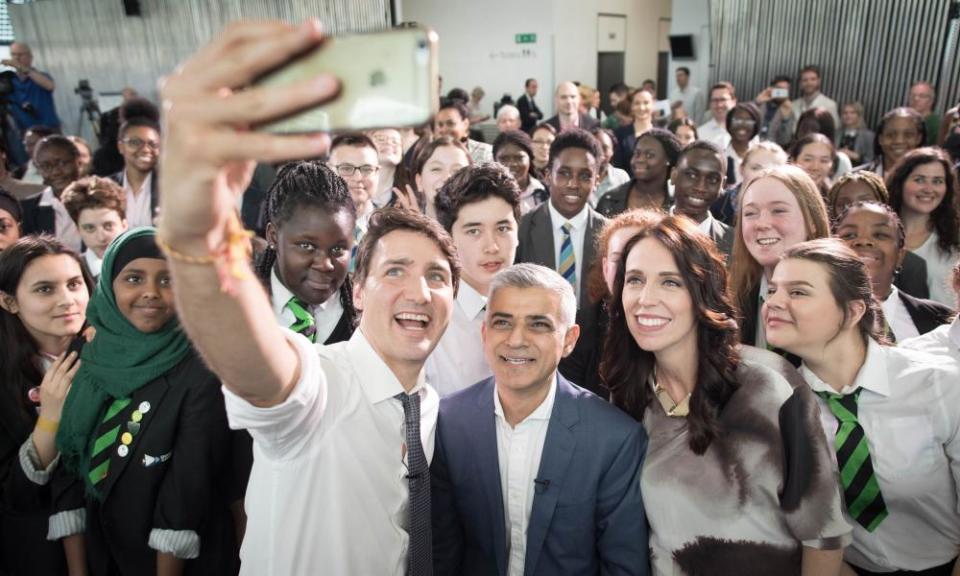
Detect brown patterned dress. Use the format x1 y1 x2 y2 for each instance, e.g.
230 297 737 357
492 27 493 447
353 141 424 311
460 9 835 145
641 346 852 576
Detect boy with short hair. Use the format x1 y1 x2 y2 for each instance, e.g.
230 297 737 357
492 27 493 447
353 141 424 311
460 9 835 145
62 176 128 279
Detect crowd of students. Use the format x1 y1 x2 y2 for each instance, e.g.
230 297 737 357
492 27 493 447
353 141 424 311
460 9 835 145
1 18 959 576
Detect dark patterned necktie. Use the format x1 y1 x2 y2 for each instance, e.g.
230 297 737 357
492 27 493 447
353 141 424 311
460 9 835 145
817 389 888 532
396 391 432 575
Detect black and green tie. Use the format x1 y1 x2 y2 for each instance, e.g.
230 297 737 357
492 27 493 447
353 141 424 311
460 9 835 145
817 389 888 532
88 397 132 486
287 296 317 343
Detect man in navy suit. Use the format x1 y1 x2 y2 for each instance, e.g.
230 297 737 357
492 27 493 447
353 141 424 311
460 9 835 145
431 263 649 576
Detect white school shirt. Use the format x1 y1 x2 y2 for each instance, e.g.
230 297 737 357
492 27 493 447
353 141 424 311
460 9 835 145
697 118 732 150
223 329 439 576
425 280 490 396
880 286 920 342
494 375 557 576
519 177 546 215
547 200 589 302
122 170 154 229
901 317 960 363
910 231 959 308
800 339 960 573
83 250 103 280
37 187 81 253
269 269 344 345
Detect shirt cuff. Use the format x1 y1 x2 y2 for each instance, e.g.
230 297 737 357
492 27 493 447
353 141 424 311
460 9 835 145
19 438 59 485
801 532 852 551
149 528 200 559
48 509 85 540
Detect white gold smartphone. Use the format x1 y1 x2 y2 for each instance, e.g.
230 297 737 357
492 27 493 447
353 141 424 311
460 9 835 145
255 27 438 133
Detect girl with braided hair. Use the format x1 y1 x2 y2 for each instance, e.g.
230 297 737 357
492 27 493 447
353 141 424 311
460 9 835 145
255 160 358 345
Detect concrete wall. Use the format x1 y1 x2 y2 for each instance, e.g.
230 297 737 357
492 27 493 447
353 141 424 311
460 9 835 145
401 0 672 118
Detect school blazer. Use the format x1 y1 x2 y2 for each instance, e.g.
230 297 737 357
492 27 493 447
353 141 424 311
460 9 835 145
431 375 649 576
0 386 67 575
898 290 955 335
51 353 238 576
108 169 160 222
516 203 607 388
19 193 55 237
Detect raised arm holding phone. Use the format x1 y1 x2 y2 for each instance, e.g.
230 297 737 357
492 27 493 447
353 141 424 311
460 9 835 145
157 20 458 575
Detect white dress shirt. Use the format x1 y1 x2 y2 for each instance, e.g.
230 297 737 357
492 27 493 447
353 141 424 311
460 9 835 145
725 137 759 184
37 187 81 253
697 118 732 150
519 177 546 215
223 329 438 576
669 204 717 237
425 280 490 396
270 269 344 344
911 231 959 307
880 286 920 342
547 200 589 302
669 85 705 120
594 166 630 205
83 250 103 280
801 339 960 572
901 317 960 362
122 170 154 229
494 376 558 576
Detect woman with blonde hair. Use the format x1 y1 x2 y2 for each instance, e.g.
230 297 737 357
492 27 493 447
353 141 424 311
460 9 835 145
729 164 830 354
837 101 874 165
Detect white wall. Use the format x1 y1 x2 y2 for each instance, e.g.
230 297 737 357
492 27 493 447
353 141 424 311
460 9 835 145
400 0 671 119
668 0 710 97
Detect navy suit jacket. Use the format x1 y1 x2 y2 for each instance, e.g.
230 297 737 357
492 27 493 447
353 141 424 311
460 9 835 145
431 375 649 576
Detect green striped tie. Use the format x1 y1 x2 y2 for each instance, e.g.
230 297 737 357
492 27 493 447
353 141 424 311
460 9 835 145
287 296 317 343
817 389 888 532
558 222 576 288
88 397 132 486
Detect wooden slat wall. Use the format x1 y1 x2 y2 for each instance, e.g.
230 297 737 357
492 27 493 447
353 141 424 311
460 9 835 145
709 0 960 132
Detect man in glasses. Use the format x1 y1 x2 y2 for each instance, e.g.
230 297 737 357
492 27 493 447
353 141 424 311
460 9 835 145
328 133 381 263
109 114 161 228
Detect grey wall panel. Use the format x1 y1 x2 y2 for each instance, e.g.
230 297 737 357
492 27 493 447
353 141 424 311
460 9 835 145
709 0 960 133
9 0 391 143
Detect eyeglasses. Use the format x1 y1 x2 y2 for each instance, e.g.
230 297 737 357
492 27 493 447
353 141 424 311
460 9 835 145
36 159 75 171
334 164 379 178
121 137 160 151
730 119 757 127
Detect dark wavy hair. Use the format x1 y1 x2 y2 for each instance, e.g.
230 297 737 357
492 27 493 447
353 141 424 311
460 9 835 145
434 163 521 233
795 107 837 142
874 107 925 160
726 102 762 141
0 236 93 419
254 160 358 325
600 215 741 454
780 238 889 345
548 127 604 167
886 147 960 254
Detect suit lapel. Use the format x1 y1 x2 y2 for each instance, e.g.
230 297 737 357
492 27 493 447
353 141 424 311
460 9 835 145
524 376 579 575
472 380 508 575
530 205 556 269
581 209 604 310
99 377 171 500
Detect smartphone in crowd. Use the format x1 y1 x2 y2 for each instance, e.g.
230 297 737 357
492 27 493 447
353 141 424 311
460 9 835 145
771 88 790 99
255 26 438 133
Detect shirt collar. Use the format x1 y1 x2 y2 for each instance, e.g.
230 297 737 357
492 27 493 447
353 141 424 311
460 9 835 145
458 280 487 320
547 199 589 232
520 177 545 200
669 205 715 232
347 329 425 405
270 268 338 317
493 372 558 425
801 338 890 397
38 186 55 207
949 317 960 352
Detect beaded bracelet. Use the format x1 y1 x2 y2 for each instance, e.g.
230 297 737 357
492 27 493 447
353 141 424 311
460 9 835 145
155 213 254 295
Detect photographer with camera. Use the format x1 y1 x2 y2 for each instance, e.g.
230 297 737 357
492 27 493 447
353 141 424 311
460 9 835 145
1 42 60 133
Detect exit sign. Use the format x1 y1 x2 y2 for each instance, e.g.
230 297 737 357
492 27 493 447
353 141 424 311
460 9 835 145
515 33 537 44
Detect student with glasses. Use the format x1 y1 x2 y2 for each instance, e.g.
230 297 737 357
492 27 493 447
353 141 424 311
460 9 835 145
108 104 161 229
21 136 83 252
327 133 380 268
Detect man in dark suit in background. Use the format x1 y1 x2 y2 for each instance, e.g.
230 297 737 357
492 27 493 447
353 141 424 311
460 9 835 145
517 78 543 134
544 82 599 133
515 129 608 392
670 140 734 258
431 263 648 576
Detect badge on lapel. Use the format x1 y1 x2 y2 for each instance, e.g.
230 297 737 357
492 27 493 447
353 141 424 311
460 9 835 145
142 452 171 468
